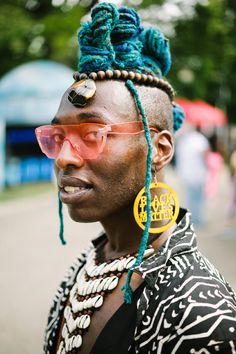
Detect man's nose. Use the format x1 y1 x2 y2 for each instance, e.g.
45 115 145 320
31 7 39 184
55 140 84 169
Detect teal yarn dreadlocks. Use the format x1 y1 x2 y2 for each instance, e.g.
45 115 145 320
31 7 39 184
78 3 171 77
78 2 184 131
78 3 118 72
173 102 185 132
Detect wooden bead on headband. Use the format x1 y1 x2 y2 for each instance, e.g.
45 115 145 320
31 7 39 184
72 70 175 102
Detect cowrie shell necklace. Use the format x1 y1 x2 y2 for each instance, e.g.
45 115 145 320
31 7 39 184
57 244 154 354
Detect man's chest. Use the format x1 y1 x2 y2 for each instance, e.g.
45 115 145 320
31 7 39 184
55 271 143 354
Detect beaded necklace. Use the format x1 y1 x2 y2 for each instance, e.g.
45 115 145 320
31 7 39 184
57 241 155 354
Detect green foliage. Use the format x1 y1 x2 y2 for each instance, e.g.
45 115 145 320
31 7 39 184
0 3 33 75
41 6 87 69
0 0 87 76
167 0 236 123
133 0 165 8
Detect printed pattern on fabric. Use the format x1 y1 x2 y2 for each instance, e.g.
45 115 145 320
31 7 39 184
43 211 236 354
131 212 236 353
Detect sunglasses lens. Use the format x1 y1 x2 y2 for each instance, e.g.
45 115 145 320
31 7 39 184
35 124 106 159
35 126 61 158
73 125 105 159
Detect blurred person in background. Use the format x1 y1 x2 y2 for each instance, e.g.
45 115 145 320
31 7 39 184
205 133 224 200
35 3 236 353
175 126 210 225
227 149 236 221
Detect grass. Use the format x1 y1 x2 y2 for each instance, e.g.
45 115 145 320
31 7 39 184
0 182 54 202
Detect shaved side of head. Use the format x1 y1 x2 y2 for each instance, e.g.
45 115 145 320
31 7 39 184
136 85 174 132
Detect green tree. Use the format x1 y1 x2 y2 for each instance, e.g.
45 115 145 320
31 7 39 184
169 0 236 123
0 0 88 76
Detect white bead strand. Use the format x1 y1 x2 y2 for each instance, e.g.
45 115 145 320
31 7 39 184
57 242 155 354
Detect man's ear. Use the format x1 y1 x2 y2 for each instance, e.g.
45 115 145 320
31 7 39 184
151 130 174 171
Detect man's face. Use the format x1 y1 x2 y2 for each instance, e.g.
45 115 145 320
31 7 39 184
54 80 148 223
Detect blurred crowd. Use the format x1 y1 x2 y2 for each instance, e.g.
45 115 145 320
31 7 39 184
174 124 236 235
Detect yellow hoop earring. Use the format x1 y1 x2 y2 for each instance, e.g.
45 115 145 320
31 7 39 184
133 182 180 233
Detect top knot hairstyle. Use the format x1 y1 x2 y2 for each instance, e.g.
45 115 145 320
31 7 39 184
78 2 170 78
60 2 185 303
76 2 184 131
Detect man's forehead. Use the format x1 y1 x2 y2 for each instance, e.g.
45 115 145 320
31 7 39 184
67 79 133 103
56 79 138 123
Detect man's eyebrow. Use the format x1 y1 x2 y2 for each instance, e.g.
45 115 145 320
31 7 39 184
50 112 107 125
77 112 103 120
51 117 60 125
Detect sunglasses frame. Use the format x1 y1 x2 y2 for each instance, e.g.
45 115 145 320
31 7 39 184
35 121 159 160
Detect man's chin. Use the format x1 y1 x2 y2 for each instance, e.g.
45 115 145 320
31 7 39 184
67 205 99 223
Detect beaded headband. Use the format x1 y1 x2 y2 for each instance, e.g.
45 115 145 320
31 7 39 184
72 69 175 102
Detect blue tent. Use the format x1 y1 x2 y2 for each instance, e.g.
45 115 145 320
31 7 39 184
0 60 73 125
0 60 74 188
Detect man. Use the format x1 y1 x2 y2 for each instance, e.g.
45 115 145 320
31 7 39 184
36 3 236 353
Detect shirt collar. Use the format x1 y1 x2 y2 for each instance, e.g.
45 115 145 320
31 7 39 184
91 209 197 289
133 209 197 288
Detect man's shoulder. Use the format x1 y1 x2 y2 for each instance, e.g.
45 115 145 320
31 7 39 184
135 252 236 353
141 246 236 332
150 249 236 303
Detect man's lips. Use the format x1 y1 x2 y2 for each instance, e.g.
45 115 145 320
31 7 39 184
59 176 92 190
58 176 93 202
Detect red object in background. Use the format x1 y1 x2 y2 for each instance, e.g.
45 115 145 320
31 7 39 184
177 98 227 127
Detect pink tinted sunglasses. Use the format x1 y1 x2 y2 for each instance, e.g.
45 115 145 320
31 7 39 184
35 121 159 160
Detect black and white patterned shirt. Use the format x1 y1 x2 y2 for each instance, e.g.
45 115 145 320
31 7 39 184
44 210 236 353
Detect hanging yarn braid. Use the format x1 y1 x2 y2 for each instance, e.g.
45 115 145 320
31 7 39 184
58 2 185 302
58 192 66 245
122 80 153 303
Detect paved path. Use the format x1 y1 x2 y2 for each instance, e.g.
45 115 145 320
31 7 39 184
0 190 102 354
0 168 235 354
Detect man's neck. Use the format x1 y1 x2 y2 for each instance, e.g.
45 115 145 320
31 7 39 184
100 206 143 259
99 205 177 262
